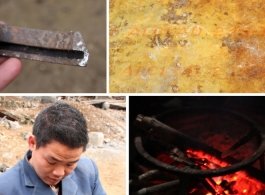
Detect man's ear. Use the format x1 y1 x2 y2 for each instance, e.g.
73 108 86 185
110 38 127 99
28 135 36 151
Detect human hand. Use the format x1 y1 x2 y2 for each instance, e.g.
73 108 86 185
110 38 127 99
0 21 22 91
0 56 22 91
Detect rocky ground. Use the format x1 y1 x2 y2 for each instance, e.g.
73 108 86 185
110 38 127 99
0 96 126 195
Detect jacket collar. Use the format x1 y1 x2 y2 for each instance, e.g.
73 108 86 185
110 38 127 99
22 150 78 195
62 176 78 195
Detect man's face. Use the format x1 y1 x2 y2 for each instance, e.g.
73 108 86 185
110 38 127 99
28 136 83 186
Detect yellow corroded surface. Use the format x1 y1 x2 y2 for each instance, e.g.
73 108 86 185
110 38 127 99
109 0 265 93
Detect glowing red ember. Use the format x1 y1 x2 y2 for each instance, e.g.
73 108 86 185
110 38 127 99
186 150 265 195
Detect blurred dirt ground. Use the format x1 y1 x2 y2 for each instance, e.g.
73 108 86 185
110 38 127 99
0 0 106 92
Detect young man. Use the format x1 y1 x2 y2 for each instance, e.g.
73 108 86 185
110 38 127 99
0 102 106 195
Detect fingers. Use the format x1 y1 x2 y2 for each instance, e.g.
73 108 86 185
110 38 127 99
0 56 8 64
0 57 23 91
0 21 22 91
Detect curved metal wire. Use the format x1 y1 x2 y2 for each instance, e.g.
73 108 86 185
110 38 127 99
134 107 265 177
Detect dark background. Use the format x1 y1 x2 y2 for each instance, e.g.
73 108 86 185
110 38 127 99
0 0 106 93
129 96 265 122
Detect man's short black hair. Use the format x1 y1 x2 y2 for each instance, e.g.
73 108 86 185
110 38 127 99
33 102 88 151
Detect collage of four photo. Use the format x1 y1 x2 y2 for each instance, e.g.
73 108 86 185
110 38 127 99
1 0 265 195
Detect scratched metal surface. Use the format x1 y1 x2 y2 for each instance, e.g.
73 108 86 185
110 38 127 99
0 0 106 93
0 24 89 66
110 0 265 93
0 24 74 49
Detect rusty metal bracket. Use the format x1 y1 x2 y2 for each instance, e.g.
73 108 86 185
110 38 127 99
0 24 88 66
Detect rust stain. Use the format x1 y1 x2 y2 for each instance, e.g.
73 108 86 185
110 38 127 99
110 0 265 92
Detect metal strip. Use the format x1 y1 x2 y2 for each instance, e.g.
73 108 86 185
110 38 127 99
0 24 89 66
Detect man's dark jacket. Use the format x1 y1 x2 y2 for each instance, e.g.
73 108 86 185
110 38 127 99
0 150 106 195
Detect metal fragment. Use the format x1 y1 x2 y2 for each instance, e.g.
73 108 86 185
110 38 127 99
0 24 89 66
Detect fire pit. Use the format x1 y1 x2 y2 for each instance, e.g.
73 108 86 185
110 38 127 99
129 98 265 195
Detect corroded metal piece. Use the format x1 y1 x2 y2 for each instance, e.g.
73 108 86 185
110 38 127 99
0 24 88 66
